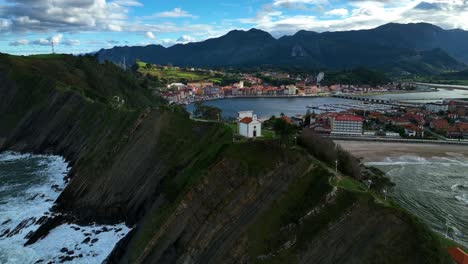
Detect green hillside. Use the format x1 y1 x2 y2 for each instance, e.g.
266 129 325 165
134 61 240 86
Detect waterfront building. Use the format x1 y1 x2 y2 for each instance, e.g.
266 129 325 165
425 103 449 113
330 114 364 136
287 85 298 95
404 124 424 137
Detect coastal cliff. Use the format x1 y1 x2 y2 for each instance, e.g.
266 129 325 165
0 53 452 263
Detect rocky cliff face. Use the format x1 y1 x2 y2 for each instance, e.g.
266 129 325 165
0 54 452 263
112 143 450 264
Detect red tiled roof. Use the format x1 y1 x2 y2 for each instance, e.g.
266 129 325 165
281 116 292 124
457 123 468 130
334 115 364 122
239 117 253 124
405 124 423 132
447 247 468 264
431 119 449 129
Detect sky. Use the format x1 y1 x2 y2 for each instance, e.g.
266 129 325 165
1 0 468 55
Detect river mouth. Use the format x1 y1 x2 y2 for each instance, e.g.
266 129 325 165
0 152 130 263
367 155 468 247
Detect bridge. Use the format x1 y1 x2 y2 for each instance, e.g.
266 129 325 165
332 94 394 104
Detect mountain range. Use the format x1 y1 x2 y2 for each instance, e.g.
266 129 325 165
97 23 468 75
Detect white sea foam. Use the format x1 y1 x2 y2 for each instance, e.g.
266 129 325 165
367 154 468 247
366 155 468 167
0 151 33 162
451 183 467 191
455 194 468 205
0 152 131 263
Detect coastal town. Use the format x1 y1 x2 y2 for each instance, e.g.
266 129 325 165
305 99 468 140
133 62 419 104
233 98 468 142
159 73 410 104
143 64 468 142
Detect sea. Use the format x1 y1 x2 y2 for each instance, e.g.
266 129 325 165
367 156 468 247
0 152 130 264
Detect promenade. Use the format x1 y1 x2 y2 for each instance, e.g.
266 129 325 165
329 135 468 145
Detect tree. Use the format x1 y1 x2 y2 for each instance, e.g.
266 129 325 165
193 101 222 121
305 109 312 127
272 118 296 145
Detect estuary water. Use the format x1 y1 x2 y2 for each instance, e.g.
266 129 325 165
367 156 468 247
0 152 130 264
187 88 468 118
187 97 358 118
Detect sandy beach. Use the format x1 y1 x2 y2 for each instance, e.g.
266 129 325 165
334 140 468 162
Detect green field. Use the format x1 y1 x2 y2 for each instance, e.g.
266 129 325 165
135 61 238 85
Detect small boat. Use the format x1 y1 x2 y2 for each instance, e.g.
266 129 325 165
307 105 319 109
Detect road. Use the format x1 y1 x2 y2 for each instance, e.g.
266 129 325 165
328 135 468 145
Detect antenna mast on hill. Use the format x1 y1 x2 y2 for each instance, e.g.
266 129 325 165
51 41 55 54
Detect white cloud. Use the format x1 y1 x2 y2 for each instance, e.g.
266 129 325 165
50 34 63 44
272 0 329 11
239 0 468 36
0 0 134 33
0 19 10 31
158 35 197 47
9 39 29 46
146 31 156 39
273 0 328 7
63 39 81 46
113 0 143 7
30 34 63 46
32 38 50 46
152 8 197 18
325 8 349 17
108 24 123 32
177 35 195 43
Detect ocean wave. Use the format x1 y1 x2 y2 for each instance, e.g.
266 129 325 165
0 153 130 264
455 194 468 205
451 183 468 191
368 154 468 247
366 155 468 166
0 152 33 162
